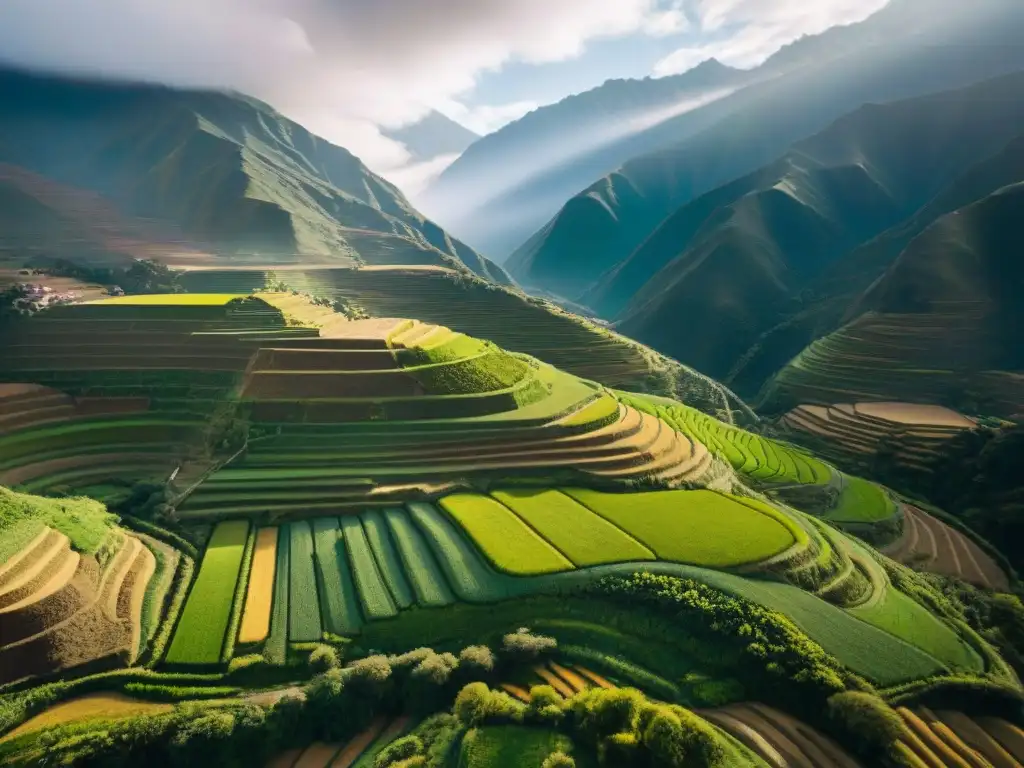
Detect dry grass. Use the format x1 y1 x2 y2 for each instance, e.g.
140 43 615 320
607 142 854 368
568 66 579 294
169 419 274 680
238 527 279 644
1 693 171 742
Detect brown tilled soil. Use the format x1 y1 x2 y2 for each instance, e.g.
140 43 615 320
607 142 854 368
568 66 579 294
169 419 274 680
854 402 976 428
327 717 389 768
0 555 94 647
704 704 862 768
0 528 59 587
0 453 174 486
977 719 1024 763
885 505 1009 590
0 531 73 609
0 534 147 684
116 543 156 662
938 710 1022 767
293 743 342 768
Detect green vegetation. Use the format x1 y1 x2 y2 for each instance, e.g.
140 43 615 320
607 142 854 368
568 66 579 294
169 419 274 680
165 520 250 666
362 510 415 610
491 489 655 567
563 488 798 568
342 516 399 620
828 476 897 523
618 391 832 485
385 507 455 607
0 486 116 561
440 494 573 576
263 523 291 665
84 294 245 306
288 521 323 643
459 725 582 768
312 517 363 636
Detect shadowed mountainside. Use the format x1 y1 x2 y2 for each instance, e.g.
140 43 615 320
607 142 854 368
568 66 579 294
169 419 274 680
506 0 1024 294
0 66 512 285
588 72 1024 382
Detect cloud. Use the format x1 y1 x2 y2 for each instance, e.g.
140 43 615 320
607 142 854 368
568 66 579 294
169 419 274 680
440 100 542 136
0 0 686 169
654 0 891 75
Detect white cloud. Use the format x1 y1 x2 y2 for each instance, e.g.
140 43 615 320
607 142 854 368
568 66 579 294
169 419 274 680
0 0 688 169
385 153 463 203
654 0 891 75
440 100 542 136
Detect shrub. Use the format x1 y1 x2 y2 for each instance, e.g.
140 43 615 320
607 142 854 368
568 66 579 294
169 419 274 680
502 627 557 661
308 644 341 674
340 655 393 701
541 751 576 768
641 705 724 767
570 688 646 742
526 685 567 726
454 682 494 727
458 645 495 674
826 691 905 756
374 735 423 767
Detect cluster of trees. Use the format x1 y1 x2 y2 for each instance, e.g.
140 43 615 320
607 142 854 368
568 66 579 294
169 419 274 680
5 631 557 767
32 258 184 294
588 573 857 713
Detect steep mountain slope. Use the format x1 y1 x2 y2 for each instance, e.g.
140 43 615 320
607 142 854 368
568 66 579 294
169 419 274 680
507 0 1024 295
381 110 479 162
422 59 755 256
0 66 512 284
588 72 1024 380
762 182 1024 415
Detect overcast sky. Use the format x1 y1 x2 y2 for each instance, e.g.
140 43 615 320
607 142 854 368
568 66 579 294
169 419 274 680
0 0 890 173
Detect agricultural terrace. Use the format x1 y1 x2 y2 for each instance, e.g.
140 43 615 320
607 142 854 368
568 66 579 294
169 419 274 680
0 486 115 562
166 520 250 666
238 527 279 644
177 265 666 391
761 306 1022 418
82 294 247 306
617 390 833 486
781 401 976 476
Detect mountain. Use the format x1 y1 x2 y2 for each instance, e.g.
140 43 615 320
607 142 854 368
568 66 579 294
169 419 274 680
381 110 479 163
0 66 513 285
507 0 1024 295
581 72 1024 382
420 58 754 256
762 182 1024 416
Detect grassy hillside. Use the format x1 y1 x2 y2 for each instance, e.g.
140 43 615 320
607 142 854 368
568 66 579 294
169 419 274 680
0 66 511 285
506 0 1024 296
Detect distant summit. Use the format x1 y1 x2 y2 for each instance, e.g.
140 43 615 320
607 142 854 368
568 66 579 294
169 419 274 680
382 110 480 163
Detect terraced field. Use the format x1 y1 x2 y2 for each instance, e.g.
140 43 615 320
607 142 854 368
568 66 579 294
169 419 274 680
177 266 665 391
780 401 976 476
762 305 1024 418
883 504 1009 590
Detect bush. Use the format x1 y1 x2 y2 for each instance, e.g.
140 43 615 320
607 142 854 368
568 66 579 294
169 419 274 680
826 691 905 756
458 645 495 675
526 685 567 726
374 735 423 767
502 627 557 661
641 705 724 767
308 644 341 674
453 682 525 727
541 751 575 768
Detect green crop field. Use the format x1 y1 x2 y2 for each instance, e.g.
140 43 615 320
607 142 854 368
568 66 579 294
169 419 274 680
287 521 323 643
491 488 655 567
407 502 509 602
617 391 833 486
460 726 587 768
311 518 363 636
165 520 250 665
361 510 415 609
341 516 398 620
263 523 291 665
439 494 574 576
827 475 898 523
383 507 455 607
83 294 246 306
562 489 798 568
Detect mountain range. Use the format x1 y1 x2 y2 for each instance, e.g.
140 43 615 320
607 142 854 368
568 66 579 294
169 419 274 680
381 110 479 163
423 0 1024 263
505 0 1024 297
0 67 512 284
